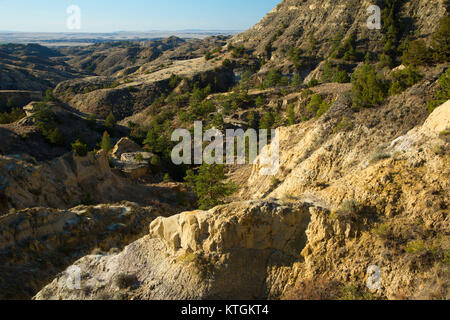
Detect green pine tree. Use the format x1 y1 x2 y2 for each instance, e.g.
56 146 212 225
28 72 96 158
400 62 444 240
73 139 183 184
184 164 237 210
352 63 388 109
287 104 296 126
44 88 57 102
104 112 117 129
72 140 88 156
431 16 450 62
291 74 302 87
260 111 275 130
47 127 65 146
212 113 224 130
101 131 113 153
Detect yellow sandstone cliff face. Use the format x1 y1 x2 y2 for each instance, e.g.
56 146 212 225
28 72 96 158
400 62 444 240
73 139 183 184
0 150 118 213
35 201 317 300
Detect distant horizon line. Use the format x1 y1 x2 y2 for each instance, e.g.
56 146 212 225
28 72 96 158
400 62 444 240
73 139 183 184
0 29 244 34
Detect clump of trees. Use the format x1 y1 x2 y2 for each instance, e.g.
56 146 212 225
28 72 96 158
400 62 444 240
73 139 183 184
351 63 422 109
401 39 433 67
262 69 289 88
322 61 350 83
388 67 422 96
306 94 331 118
431 16 450 62
401 17 450 67
0 108 25 124
184 164 237 210
351 63 389 109
32 103 65 146
0 97 26 124
229 45 245 58
287 47 304 69
332 32 358 62
379 0 403 68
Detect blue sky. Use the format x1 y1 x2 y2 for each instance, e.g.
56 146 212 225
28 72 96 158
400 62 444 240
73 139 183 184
0 0 280 32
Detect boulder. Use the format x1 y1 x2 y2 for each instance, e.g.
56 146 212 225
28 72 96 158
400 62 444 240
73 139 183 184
120 152 154 163
111 138 142 159
22 101 41 116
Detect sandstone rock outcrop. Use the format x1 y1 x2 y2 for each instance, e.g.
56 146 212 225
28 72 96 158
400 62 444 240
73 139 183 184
0 151 118 214
0 150 183 215
0 201 174 300
111 137 142 159
35 200 315 300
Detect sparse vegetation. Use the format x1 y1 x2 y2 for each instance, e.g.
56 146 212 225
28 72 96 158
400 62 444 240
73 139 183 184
283 276 341 300
389 67 422 95
405 240 426 254
71 140 89 157
184 164 237 210
336 199 362 219
370 151 391 164
339 284 379 300
431 144 446 156
1 0 449 302
439 129 450 142
352 63 388 109
333 116 354 133
114 273 138 290
372 223 392 240
427 68 449 113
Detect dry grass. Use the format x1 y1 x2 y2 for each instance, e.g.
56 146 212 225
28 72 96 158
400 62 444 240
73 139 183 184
282 276 342 300
114 273 138 290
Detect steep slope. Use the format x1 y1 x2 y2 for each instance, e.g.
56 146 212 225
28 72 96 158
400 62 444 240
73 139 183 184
240 66 446 200
232 0 446 64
